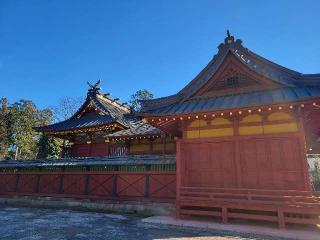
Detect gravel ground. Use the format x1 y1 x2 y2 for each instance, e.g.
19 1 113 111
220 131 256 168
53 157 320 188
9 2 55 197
0 205 288 240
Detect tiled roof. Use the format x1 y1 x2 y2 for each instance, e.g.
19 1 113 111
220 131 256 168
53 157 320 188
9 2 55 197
36 88 163 137
143 86 320 115
141 33 320 115
0 155 176 168
108 116 162 137
36 113 116 132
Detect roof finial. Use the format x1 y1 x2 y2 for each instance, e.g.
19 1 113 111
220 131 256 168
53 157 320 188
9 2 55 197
227 30 231 38
87 80 101 93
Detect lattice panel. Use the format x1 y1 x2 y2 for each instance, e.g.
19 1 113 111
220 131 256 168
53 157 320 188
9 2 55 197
18 175 37 193
88 175 113 197
39 175 61 194
0 174 16 192
149 175 176 198
62 175 84 195
117 175 145 197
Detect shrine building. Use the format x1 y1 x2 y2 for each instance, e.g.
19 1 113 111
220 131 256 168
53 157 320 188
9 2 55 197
140 32 320 226
36 82 175 158
14 32 320 227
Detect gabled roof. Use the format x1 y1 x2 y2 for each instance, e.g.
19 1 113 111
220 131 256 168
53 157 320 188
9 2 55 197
36 113 116 132
36 85 162 137
141 32 320 115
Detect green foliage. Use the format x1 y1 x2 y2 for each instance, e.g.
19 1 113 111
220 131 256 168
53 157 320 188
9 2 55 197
313 160 320 191
129 89 154 111
0 98 62 160
0 98 9 159
7 100 39 159
37 135 63 159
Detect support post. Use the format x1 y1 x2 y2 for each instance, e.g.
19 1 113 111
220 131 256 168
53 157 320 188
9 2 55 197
83 176 89 195
14 174 20 193
145 176 150 198
35 174 41 193
112 174 117 197
176 139 181 219
233 116 242 188
222 207 228 224
59 167 65 194
278 209 285 229
83 166 90 195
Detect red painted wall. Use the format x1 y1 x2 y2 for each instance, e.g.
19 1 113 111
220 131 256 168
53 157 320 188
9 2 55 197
179 134 309 191
71 143 109 157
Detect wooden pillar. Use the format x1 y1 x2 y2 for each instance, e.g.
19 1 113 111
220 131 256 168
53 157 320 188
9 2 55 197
162 136 165 154
176 139 181 218
222 207 228 224
58 167 65 194
35 171 41 193
233 116 242 188
277 209 285 229
145 174 150 198
14 174 20 193
112 174 118 197
149 139 153 154
83 166 90 195
297 107 312 191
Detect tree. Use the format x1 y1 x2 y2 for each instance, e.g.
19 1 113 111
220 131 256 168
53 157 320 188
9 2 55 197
0 98 9 160
51 96 83 122
37 135 63 159
8 100 39 160
0 98 64 160
129 89 154 111
36 108 63 159
313 160 320 191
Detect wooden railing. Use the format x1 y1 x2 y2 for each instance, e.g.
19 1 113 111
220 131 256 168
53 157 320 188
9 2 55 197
178 187 320 228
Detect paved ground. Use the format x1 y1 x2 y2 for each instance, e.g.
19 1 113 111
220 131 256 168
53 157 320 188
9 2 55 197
0 205 288 240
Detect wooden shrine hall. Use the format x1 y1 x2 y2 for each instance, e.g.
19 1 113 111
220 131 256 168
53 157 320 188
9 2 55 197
36 82 175 157
141 32 320 227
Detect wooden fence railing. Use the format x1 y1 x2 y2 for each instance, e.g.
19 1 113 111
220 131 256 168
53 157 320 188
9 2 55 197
178 187 320 228
0 171 176 203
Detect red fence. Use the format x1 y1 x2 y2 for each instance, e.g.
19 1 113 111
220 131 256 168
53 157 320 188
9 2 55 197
0 171 176 203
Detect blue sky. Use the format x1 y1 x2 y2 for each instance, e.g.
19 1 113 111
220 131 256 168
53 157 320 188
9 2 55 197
1 0 319 109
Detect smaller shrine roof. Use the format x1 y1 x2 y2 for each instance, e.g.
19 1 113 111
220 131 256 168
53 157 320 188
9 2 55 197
36 81 163 137
36 114 116 132
108 116 162 138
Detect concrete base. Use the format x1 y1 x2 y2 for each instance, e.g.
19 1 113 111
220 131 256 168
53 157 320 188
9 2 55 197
142 216 320 240
0 196 175 216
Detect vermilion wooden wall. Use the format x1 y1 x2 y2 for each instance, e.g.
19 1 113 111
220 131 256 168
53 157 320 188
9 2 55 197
178 111 311 192
0 171 176 202
71 143 109 157
180 134 308 191
70 137 176 158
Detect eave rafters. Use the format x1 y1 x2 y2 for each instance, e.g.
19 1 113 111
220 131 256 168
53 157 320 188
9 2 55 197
144 99 320 129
